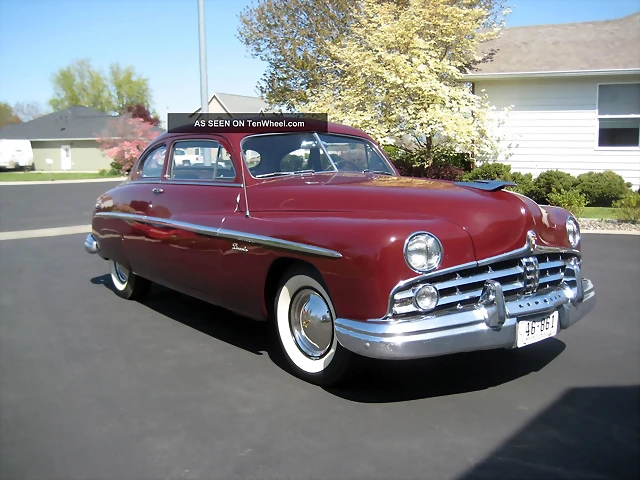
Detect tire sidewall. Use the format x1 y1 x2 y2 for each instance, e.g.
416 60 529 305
109 260 130 293
275 273 338 375
274 267 353 385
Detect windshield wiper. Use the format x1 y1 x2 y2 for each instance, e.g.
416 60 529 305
255 170 315 178
362 169 394 176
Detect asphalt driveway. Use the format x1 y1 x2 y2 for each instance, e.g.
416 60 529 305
0 182 638 480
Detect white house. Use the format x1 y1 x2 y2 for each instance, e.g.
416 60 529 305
465 12 640 190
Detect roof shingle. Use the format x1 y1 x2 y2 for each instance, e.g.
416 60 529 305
0 106 164 140
470 12 640 75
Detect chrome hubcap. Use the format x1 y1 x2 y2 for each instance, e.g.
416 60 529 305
114 263 129 283
289 289 333 358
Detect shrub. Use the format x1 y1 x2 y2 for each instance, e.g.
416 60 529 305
530 170 578 205
98 169 108 177
510 172 535 198
461 161 513 182
459 162 535 198
387 145 467 180
547 188 587 217
576 170 631 207
613 192 640 223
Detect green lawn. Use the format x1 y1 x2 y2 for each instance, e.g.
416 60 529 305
0 172 122 182
581 207 618 219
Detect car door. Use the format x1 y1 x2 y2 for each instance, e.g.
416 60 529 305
141 135 244 302
118 143 171 281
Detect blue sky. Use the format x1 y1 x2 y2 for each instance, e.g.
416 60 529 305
1 0 639 123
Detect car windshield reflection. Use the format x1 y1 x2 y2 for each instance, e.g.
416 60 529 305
242 132 396 178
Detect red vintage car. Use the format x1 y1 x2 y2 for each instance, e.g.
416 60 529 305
85 121 596 386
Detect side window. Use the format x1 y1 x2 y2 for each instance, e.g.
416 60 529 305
169 139 236 181
138 145 167 179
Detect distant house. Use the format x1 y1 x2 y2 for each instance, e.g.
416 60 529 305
192 92 271 116
465 12 640 190
0 106 164 172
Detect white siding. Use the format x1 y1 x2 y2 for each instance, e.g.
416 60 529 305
476 75 640 190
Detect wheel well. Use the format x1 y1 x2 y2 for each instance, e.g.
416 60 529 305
264 257 319 320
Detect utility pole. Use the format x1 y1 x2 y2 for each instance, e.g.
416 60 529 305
197 0 212 166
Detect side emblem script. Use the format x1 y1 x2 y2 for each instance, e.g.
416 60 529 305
232 243 248 252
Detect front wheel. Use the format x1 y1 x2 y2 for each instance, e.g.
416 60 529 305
274 265 355 386
108 260 151 300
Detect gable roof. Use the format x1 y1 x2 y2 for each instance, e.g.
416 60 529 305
467 12 640 78
0 106 165 140
192 92 270 115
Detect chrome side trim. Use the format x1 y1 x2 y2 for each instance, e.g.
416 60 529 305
217 228 342 258
386 230 581 318
94 211 342 259
131 179 243 187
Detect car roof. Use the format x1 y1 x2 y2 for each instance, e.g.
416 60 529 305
153 120 375 145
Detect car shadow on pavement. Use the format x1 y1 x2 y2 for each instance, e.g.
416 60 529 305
90 275 272 357
327 339 566 403
455 385 640 480
92 274 566 402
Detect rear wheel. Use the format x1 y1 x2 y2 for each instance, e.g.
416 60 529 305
108 260 151 300
274 265 355 386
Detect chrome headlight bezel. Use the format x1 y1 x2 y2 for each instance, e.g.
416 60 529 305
566 216 581 248
403 232 443 273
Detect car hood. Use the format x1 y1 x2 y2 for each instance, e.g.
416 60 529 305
247 173 570 260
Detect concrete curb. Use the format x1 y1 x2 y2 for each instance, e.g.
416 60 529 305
582 229 640 236
0 178 127 186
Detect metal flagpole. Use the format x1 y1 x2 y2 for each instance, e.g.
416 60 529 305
197 0 212 166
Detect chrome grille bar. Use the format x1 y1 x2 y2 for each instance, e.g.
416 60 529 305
432 266 524 290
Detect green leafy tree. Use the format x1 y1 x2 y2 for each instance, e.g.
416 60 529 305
49 59 154 114
109 64 153 114
239 0 507 113
240 0 510 164
0 102 21 128
12 101 48 121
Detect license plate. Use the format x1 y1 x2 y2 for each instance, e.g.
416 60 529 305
517 311 559 348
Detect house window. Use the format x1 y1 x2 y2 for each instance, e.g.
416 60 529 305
597 83 640 147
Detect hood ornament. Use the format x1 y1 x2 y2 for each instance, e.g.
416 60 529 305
526 230 537 251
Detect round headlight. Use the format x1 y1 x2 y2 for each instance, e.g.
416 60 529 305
566 216 581 248
414 284 439 311
404 232 443 272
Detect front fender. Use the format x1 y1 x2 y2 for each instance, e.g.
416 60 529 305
241 213 476 321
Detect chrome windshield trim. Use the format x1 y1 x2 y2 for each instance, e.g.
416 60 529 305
385 231 581 318
313 132 339 171
94 211 342 259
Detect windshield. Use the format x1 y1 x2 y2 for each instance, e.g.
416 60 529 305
241 132 396 178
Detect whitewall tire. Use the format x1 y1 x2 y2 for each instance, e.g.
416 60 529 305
108 260 151 300
274 265 354 386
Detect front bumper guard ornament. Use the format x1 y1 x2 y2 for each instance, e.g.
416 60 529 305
480 279 506 329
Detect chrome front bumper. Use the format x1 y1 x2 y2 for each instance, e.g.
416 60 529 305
335 278 595 360
84 234 99 254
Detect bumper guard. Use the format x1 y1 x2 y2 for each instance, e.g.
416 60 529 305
335 275 595 360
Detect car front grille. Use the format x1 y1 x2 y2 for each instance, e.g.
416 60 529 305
392 252 581 316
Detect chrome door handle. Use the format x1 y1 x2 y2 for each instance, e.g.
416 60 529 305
152 188 164 194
